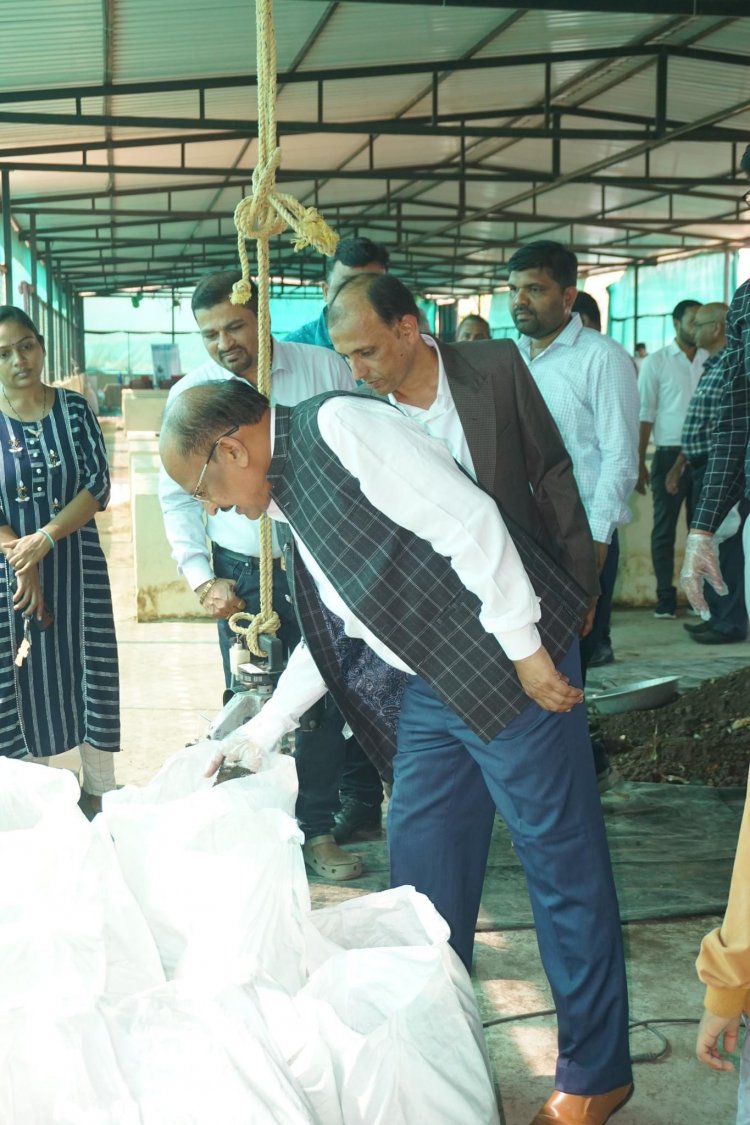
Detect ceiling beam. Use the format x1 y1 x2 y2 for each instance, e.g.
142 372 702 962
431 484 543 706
338 0 748 15
0 43 747 110
0 107 745 144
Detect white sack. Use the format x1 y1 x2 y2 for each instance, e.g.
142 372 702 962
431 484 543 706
300 888 500 1125
102 980 317 1125
103 744 310 992
0 1006 139 1125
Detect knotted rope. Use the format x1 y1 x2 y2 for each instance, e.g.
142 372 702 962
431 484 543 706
227 0 338 658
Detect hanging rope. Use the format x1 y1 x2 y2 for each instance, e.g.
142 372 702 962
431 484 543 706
227 0 338 658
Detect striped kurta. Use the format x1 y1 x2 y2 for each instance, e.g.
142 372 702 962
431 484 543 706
0 389 120 758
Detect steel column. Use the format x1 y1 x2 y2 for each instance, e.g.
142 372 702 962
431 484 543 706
1 169 13 304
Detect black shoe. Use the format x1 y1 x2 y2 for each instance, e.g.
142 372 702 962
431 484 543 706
691 627 745 646
683 620 711 634
588 641 614 667
653 602 676 619
333 797 383 843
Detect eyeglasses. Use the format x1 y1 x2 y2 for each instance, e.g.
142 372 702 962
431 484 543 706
191 424 238 500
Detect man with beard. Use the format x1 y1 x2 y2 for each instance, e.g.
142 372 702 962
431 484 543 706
158 269 368 882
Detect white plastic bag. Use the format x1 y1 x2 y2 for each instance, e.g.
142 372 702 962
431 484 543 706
0 758 164 1018
300 888 500 1125
0 1005 139 1125
103 744 310 992
102 980 317 1125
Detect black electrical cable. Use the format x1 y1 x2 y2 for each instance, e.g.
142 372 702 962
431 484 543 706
481 1011 701 1066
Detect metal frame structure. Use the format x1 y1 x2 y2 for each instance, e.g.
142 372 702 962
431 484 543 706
0 2 749 300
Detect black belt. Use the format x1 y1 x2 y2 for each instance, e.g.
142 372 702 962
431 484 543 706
656 445 681 452
211 543 283 569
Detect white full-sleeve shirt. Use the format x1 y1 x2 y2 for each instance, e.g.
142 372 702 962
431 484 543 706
244 396 543 749
517 313 640 544
638 339 707 447
390 335 476 476
158 339 355 590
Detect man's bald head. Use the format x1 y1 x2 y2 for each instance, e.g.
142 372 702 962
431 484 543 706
328 272 420 331
693 301 729 356
327 274 429 397
159 379 272 519
160 380 268 461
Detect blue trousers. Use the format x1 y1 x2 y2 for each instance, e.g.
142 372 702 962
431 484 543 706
212 545 377 837
389 642 632 1096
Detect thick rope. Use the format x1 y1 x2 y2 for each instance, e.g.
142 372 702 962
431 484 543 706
228 0 338 658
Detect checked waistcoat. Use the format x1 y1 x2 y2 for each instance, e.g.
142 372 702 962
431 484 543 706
268 393 589 779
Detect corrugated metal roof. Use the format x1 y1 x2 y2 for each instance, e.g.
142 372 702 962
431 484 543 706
0 0 748 296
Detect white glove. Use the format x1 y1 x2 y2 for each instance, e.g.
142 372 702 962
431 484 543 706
204 725 264 779
680 531 728 620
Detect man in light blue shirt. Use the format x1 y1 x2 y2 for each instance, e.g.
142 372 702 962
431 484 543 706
507 241 639 777
287 236 389 348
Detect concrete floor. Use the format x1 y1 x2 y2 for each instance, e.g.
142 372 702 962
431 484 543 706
74 420 745 1125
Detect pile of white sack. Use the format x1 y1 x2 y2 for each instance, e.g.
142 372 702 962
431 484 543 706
0 744 501 1124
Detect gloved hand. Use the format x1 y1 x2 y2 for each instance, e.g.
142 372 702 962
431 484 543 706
204 725 264 778
680 531 727 619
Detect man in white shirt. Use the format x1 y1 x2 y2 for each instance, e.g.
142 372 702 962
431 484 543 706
159 377 633 1125
637 299 707 617
158 269 365 881
506 241 639 777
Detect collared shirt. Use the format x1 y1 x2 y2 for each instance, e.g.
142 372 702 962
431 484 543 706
692 278 750 533
517 313 640 544
248 396 543 748
639 339 708 446
388 335 476 477
158 339 354 589
286 307 332 349
681 351 727 461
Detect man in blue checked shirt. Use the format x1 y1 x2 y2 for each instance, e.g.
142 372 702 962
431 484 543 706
665 303 747 645
682 145 750 624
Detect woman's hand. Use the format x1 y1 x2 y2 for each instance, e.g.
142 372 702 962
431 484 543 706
11 564 43 617
2 530 54 574
695 1009 739 1072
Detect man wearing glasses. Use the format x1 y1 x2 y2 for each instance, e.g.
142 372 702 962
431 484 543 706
158 269 367 882
159 376 633 1125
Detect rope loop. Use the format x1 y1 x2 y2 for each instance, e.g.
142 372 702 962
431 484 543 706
228 608 282 660
229 0 338 649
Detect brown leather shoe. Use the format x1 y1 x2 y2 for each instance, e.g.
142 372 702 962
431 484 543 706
302 834 363 881
530 1083 633 1124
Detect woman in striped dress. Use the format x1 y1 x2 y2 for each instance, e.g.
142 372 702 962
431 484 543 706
0 306 119 810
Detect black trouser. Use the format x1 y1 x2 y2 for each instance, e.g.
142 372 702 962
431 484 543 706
690 465 748 639
650 447 693 607
211 544 382 835
579 531 620 674
580 532 620 777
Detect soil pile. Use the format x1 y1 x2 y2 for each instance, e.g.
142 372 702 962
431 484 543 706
598 666 750 787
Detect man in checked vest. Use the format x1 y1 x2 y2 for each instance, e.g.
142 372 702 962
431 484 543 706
160 378 633 1125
